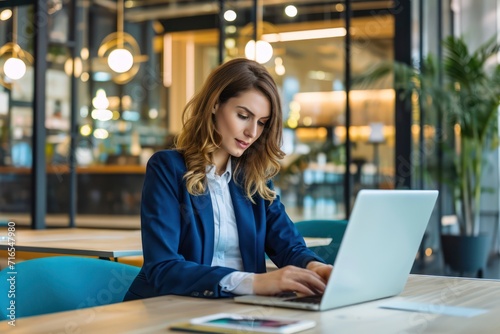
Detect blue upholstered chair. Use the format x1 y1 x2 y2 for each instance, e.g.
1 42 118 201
294 219 348 265
0 256 140 320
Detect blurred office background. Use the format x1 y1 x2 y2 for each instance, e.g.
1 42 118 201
0 0 499 275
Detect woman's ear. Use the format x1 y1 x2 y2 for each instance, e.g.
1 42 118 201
212 103 218 114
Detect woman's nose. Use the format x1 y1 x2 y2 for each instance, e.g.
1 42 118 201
244 122 258 138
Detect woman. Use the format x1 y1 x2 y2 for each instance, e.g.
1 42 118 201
124 58 332 301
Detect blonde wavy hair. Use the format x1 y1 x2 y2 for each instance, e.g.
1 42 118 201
175 58 285 203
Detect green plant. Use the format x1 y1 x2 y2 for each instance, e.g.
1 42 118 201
354 35 500 236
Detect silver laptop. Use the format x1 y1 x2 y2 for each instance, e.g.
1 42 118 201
234 189 438 311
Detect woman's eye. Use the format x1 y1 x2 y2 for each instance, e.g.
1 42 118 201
258 121 266 127
238 114 249 120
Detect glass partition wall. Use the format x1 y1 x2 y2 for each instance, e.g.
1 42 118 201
0 2 165 227
0 1 403 228
166 1 397 221
0 5 35 219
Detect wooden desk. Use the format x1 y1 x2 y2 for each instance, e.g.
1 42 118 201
0 228 330 260
0 228 142 259
1 275 500 333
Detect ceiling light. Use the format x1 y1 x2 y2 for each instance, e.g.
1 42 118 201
4 57 26 80
274 57 285 76
98 0 148 84
245 40 273 64
93 128 109 139
284 5 297 18
224 9 237 22
64 57 83 77
80 124 92 136
91 109 113 122
92 89 109 109
0 7 33 88
262 27 346 43
0 9 12 21
107 48 133 73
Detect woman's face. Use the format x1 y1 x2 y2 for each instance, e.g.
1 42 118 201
212 88 271 168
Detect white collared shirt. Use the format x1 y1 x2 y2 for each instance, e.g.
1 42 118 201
206 158 254 295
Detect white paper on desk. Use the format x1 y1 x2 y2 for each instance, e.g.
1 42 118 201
379 300 488 318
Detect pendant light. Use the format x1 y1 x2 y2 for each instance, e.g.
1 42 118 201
244 0 272 64
0 7 34 89
97 0 147 84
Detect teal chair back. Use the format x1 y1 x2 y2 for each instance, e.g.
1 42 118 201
294 219 348 265
0 256 140 320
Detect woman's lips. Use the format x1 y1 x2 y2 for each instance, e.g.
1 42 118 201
235 139 249 149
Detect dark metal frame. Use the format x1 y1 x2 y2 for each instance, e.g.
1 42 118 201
32 0 48 229
343 0 353 217
394 0 413 190
26 0 420 228
68 1 83 228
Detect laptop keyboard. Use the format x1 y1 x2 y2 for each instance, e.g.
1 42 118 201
285 294 323 304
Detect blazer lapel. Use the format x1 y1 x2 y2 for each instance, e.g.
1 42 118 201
191 192 215 264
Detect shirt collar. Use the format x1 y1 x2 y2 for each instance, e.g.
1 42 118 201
206 157 232 183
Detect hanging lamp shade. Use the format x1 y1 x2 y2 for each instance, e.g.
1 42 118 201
240 20 276 65
97 0 147 84
107 48 133 73
97 31 146 84
0 8 33 89
244 40 273 64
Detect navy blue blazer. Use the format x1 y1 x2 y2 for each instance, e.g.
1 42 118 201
124 150 323 300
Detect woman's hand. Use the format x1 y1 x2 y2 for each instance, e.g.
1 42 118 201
306 261 333 283
253 265 328 296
